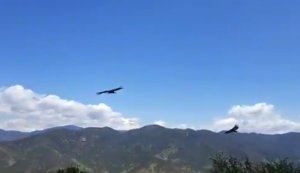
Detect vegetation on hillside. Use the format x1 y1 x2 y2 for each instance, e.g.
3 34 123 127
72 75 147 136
2 126 300 172
56 166 88 173
210 153 300 173
56 153 300 173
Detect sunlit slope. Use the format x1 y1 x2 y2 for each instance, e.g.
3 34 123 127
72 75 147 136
0 125 300 173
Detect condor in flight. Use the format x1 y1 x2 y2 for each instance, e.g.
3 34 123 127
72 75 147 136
96 86 123 95
224 124 239 134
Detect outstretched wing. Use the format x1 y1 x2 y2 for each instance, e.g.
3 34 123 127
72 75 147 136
96 90 108 95
224 129 232 134
111 87 123 92
232 124 239 131
96 86 123 95
224 124 239 134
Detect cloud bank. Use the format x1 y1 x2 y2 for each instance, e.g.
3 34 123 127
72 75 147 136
0 85 140 131
1 85 299 134
213 103 300 134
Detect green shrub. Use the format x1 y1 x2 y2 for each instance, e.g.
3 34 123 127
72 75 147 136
56 166 88 173
210 153 300 173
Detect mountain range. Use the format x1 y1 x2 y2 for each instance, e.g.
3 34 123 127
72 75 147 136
0 125 300 173
0 125 82 141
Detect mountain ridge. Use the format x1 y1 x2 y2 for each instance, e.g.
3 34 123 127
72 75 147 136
0 125 300 173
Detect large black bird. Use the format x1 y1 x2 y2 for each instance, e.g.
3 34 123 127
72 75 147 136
96 86 123 95
224 124 239 134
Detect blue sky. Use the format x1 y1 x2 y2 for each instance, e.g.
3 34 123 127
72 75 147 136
0 0 300 131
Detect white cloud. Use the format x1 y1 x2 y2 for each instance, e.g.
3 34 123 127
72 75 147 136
153 120 195 129
153 120 167 127
213 103 300 134
0 85 140 131
176 123 196 129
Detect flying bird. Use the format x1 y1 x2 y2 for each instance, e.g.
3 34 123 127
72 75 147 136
96 86 123 95
224 124 239 134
